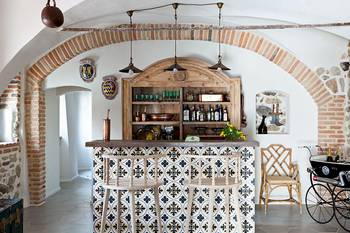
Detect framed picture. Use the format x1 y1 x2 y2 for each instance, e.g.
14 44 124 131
256 91 289 134
79 58 96 82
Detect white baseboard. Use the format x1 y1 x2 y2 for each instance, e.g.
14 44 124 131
78 167 92 171
46 186 61 198
60 175 78 182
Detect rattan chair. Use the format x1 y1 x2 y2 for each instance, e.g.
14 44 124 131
259 144 302 214
100 153 165 233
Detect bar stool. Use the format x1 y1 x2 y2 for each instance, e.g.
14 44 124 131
184 153 242 233
100 152 165 233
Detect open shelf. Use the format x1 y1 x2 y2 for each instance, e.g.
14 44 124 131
132 101 180 105
183 101 231 105
183 121 228 125
132 121 181 125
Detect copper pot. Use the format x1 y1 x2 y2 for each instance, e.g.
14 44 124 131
148 113 174 121
41 0 64 28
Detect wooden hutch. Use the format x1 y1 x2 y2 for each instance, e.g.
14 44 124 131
122 58 241 140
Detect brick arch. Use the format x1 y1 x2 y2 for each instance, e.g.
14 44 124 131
25 24 342 205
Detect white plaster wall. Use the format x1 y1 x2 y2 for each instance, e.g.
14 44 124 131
0 0 83 73
45 89 61 198
66 91 92 171
44 40 317 202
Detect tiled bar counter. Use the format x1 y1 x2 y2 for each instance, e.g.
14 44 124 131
86 140 258 233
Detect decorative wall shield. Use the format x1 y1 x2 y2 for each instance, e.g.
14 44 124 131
256 91 289 134
101 76 118 99
79 58 96 82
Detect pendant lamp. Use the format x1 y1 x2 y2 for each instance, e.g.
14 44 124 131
119 11 143 75
209 2 230 71
41 0 64 28
164 3 186 72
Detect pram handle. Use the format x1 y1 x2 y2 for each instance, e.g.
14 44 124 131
307 167 350 187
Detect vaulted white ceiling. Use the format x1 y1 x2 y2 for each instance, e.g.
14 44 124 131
1 0 350 92
65 0 350 38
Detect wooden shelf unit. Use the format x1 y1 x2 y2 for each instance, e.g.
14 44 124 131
122 58 241 140
132 101 180 105
132 121 181 125
182 101 231 105
182 121 229 125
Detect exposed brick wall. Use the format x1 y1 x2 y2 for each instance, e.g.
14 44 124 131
0 143 21 199
24 24 339 204
318 96 346 149
25 81 46 205
0 76 21 142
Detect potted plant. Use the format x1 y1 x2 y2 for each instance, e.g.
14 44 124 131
220 123 246 141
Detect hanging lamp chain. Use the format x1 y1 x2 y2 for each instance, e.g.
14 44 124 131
127 10 134 64
173 3 178 64
218 2 223 61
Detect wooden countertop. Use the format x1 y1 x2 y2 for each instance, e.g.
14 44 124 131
85 140 259 148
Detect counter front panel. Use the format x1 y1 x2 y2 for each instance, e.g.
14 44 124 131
88 141 257 233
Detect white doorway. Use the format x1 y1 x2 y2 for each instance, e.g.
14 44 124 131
45 87 92 198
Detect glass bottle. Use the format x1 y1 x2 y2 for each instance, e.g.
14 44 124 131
183 105 190 121
141 107 147 122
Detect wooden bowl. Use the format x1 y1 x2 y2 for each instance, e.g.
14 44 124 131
148 113 174 121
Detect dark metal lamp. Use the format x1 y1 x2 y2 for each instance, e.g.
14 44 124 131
119 11 143 75
41 0 64 28
209 2 230 71
164 3 187 73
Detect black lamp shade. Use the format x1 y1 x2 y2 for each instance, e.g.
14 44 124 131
209 60 230 71
119 62 143 74
164 62 187 72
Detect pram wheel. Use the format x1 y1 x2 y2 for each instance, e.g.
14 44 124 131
334 189 350 232
305 183 334 224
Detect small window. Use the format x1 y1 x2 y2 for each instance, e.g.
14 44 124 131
0 108 15 142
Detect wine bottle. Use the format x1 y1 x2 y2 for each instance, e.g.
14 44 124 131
207 106 211 121
183 105 190 121
191 106 196 122
196 105 201 122
199 106 205 122
223 107 228 122
210 107 215 121
141 107 147 122
214 105 220 121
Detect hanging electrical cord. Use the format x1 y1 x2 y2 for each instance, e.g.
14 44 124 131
209 2 230 71
164 3 187 72
119 10 143 74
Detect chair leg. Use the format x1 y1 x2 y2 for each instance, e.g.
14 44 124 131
287 185 292 205
232 187 242 233
297 183 302 215
154 187 163 233
208 188 215 233
224 187 230 233
259 178 264 207
185 187 195 233
100 188 110 233
129 191 137 233
116 190 121 233
264 183 269 214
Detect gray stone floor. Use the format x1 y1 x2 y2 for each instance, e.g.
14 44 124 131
24 177 93 233
24 177 348 233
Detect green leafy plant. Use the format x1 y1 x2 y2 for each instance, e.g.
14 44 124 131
220 123 246 141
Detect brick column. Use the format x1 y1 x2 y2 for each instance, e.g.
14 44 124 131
25 76 46 205
318 96 346 149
